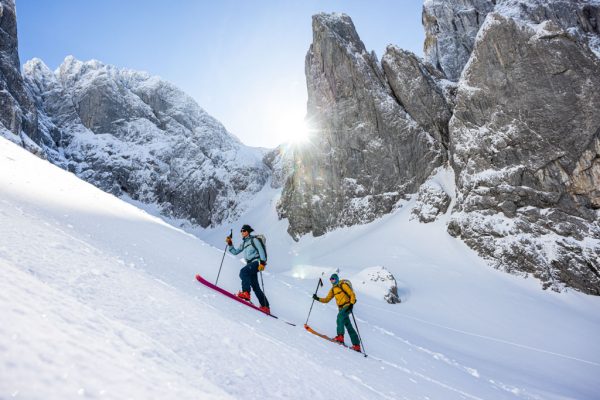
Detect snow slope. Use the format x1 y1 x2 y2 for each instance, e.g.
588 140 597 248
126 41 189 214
1 136 599 400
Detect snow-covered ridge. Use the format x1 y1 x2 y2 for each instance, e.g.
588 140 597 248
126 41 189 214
23 55 270 228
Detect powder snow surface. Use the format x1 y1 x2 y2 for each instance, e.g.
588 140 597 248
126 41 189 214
1 137 599 399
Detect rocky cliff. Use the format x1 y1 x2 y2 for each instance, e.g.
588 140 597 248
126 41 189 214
277 14 446 238
0 0 39 153
279 3 600 294
22 57 269 227
446 1 600 294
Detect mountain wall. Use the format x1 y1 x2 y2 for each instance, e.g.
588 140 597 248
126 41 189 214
279 3 600 294
446 1 600 293
277 14 446 238
0 0 39 153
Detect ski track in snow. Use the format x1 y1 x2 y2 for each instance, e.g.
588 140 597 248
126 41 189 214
369 356 486 400
363 305 600 367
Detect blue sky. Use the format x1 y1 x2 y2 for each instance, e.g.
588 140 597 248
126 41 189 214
16 1 425 148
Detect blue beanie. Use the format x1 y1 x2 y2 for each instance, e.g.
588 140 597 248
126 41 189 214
330 273 339 284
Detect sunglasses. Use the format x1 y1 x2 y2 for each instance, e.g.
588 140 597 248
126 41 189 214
241 230 247 232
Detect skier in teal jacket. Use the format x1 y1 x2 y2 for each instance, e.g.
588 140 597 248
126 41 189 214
227 224 269 313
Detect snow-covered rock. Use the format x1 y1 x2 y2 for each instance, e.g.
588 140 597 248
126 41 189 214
352 266 402 304
4 0 599 295
411 183 451 224
23 56 269 227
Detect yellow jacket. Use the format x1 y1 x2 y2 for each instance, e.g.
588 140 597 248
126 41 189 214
319 281 356 309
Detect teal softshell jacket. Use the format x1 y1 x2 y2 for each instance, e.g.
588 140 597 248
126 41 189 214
228 236 266 263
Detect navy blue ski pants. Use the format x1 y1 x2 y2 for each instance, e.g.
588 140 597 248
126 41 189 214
239 260 269 307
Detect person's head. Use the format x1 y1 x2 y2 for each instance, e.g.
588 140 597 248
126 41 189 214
329 273 339 285
240 224 253 238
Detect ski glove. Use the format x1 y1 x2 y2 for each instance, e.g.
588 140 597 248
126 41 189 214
312 294 320 301
258 261 266 272
226 237 233 246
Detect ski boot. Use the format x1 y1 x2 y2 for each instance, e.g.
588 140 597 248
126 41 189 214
351 344 361 352
236 291 251 301
333 335 344 344
259 306 271 314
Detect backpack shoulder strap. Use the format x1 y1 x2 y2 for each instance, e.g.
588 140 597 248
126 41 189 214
249 236 265 260
339 280 353 298
249 236 258 251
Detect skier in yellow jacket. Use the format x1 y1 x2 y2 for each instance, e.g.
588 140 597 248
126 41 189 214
313 273 361 352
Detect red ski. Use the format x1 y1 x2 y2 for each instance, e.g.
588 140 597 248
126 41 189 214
195 274 295 326
304 324 367 357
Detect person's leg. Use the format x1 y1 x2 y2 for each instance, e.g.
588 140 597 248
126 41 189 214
336 309 346 337
248 261 269 307
342 309 360 346
239 264 251 293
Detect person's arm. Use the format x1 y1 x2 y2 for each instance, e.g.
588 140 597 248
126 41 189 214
319 287 335 303
228 242 244 255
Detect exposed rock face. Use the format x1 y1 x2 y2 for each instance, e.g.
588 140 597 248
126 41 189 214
423 0 600 82
382 45 453 146
448 9 600 293
23 57 269 227
423 0 496 81
0 0 39 153
278 14 445 238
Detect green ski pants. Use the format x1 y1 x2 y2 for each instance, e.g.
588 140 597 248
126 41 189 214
336 306 360 346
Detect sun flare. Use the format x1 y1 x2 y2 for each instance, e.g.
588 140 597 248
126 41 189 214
286 120 310 144
273 110 312 145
